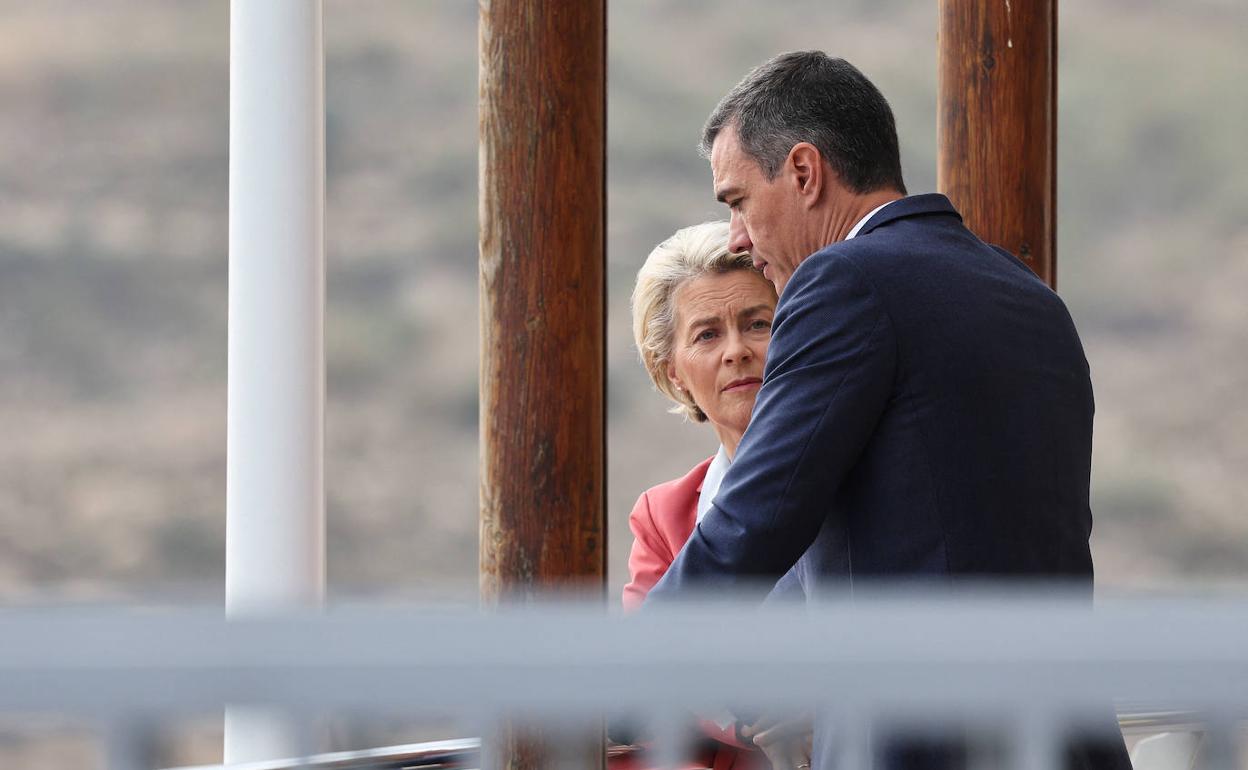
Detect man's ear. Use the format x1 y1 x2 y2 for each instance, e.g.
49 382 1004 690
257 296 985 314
786 142 824 207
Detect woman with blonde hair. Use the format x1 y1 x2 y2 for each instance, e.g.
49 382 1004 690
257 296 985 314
622 221 805 770
625 220 782 607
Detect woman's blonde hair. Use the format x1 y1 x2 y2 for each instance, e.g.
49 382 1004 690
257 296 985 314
630 221 771 422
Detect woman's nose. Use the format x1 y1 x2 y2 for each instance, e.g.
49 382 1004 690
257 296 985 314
723 332 753 363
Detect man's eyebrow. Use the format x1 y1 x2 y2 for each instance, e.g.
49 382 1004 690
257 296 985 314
715 185 739 204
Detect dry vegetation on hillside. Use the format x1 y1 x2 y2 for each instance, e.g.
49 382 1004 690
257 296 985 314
2 0 1246 600
0 1 1246 761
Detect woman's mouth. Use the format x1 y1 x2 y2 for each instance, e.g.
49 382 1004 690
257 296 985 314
722 377 763 393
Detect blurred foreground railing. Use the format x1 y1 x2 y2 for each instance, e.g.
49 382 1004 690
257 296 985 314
2 591 1246 769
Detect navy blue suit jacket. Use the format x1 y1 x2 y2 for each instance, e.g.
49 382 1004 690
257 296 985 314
648 194 1096 597
646 194 1126 769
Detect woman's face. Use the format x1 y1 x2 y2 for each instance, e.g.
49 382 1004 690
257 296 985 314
667 270 775 449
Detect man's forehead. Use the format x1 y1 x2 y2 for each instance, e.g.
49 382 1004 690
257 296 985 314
710 127 745 196
709 128 738 170
710 145 733 196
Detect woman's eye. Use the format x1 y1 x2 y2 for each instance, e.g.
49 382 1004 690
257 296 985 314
695 329 717 342
750 319 772 331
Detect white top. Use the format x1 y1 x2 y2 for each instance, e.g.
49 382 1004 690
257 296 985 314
696 444 732 523
845 199 898 240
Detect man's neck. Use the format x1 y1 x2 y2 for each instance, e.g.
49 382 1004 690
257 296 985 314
820 189 904 245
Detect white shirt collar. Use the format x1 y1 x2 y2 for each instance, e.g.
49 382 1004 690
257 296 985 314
696 445 732 524
845 199 898 240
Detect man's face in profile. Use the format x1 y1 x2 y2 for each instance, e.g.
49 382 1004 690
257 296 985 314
711 124 805 294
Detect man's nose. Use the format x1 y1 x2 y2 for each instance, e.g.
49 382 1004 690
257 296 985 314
728 213 752 255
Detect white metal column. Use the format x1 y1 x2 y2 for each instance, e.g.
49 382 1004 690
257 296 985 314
225 0 325 763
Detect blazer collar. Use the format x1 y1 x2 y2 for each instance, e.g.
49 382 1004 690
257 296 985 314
856 193 961 238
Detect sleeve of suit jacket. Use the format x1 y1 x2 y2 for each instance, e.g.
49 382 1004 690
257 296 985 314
646 249 896 602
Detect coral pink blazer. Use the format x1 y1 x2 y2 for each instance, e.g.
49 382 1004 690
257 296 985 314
622 457 763 770
624 457 714 611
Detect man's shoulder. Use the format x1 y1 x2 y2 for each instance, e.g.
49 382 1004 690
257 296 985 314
795 206 958 281
799 204 1037 293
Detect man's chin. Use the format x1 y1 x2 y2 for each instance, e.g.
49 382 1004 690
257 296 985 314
756 261 789 293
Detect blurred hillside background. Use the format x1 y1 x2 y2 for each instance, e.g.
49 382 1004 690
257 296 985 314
3 0 1247 599
0 0 1245 763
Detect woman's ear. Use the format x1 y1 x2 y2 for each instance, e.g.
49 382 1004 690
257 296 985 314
666 361 684 393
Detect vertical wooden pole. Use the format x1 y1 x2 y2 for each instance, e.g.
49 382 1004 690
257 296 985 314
938 0 1058 287
479 0 606 766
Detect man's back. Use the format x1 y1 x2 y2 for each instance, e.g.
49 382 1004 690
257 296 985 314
648 194 1096 597
799 194 1095 584
649 192 1120 769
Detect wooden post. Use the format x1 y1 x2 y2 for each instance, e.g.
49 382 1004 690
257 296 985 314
938 0 1058 287
479 0 606 766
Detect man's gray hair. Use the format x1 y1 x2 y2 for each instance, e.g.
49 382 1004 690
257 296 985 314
700 50 906 195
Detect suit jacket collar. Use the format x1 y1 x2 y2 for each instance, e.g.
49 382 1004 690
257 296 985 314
856 193 961 238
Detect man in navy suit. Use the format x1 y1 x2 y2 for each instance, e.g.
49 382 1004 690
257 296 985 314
645 51 1129 769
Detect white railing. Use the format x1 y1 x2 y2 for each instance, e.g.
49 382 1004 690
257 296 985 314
2 590 1245 769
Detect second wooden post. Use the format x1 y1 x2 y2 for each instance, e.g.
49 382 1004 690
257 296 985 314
938 0 1057 286
479 1 607 767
